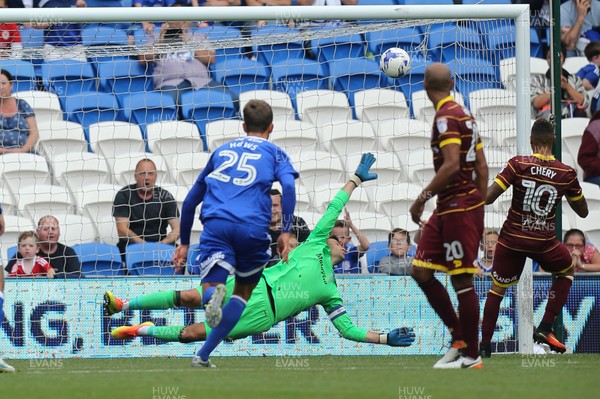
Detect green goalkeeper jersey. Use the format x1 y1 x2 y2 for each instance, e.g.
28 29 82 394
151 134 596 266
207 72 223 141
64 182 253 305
262 189 368 342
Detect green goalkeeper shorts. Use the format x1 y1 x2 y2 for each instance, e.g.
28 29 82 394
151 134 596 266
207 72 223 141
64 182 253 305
203 278 276 340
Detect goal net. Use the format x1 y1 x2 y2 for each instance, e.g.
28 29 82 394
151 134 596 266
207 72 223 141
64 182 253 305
0 5 542 359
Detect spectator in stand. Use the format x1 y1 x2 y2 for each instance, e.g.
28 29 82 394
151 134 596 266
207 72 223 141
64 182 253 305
578 110 600 185
561 0 600 56
0 69 40 155
6 231 56 277
113 158 180 265
332 209 369 274
474 228 499 275
564 228 600 272
576 41 600 91
377 228 413 276
531 46 589 120
34 0 88 62
0 1 22 59
6 215 82 278
267 188 310 267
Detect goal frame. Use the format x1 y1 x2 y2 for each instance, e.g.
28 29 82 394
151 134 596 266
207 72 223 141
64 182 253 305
1 4 534 354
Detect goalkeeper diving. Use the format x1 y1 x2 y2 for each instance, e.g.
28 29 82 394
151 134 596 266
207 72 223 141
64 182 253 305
105 153 416 349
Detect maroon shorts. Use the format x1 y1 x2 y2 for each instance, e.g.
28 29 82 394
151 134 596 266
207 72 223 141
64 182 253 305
413 206 484 275
491 240 573 287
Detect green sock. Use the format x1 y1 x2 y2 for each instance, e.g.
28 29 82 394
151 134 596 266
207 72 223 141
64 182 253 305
128 291 177 310
147 326 185 342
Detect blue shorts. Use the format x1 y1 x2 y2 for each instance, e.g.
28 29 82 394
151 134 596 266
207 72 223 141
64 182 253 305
198 219 271 284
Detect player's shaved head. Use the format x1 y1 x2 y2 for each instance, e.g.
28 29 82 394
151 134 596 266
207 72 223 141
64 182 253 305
530 118 555 148
425 62 453 92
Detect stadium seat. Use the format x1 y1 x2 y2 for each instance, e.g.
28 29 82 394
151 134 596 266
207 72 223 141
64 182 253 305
563 56 588 76
329 58 386 107
15 184 75 219
295 90 352 127
405 149 436 184
239 90 295 122
484 211 508 230
0 153 51 204
318 120 377 155
485 148 511 180
341 152 403 187
76 183 122 226
392 53 429 106
484 24 516 66
88 121 146 159
390 214 422 238
108 152 174 187
468 88 516 125
194 23 246 60
374 118 431 162
0 186 18 216
353 88 409 127
211 58 270 98
426 24 483 63
561 117 589 160
500 56 548 92
41 59 96 99
450 58 502 100
350 211 393 243
491 189 512 214
190 216 204 247
376 183 428 218
64 92 123 143
364 241 390 273
34 213 98 247
96 216 120 246
0 216 35 266
366 27 423 62
36 120 88 157
269 120 319 155
530 27 543 58
97 58 153 95
81 25 130 72
271 58 329 106
180 88 237 149
146 120 203 157
251 26 304 66
294 151 346 194
119 92 177 141
310 31 365 67
0 59 37 92
168 152 211 188
13 91 63 123
126 242 180 276
205 119 244 152
73 242 124 276
411 90 464 125
19 26 45 50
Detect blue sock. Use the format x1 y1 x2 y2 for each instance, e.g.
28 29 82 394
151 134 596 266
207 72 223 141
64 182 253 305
197 295 247 361
202 286 216 307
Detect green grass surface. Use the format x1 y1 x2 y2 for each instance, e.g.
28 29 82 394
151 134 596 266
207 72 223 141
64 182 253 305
2 355 599 399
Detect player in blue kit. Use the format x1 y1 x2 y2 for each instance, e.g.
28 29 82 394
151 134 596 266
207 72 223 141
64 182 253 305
171 99 298 368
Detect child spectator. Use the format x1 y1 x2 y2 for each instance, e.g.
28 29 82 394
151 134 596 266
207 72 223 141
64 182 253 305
332 209 370 274
474 228 499 275
377 228 413 276
8 231 55 277
576 41 600 90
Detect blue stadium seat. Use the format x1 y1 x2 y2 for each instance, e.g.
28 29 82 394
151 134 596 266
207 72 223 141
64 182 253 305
41 59 96 97
485 24 516 66
450 58 502 103
64 92 122 146
81 25 130 72
329 58 386 107
6 245 17 263
366 27 423 63
72 242 124 277
126 242 180 276
251 26 305 66
186 243 201 275
0 60 37 92
311 31 365 70
181 88 237 150
211 58 270 98
97 58 153 94
365 241 390 273
19 26 45 49
426 24 484 63
271 58 328 107
194 23 247 59
119 92 177 141
531 28 543 58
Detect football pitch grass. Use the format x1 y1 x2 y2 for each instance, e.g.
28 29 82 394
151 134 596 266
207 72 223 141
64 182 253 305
2 355 599 399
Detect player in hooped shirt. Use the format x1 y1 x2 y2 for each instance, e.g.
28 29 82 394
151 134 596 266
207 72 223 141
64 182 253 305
480 118 589 357
409 63 488 369
170 100 299 368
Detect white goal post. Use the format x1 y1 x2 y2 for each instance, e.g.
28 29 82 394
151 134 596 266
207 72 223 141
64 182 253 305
0 4 534 356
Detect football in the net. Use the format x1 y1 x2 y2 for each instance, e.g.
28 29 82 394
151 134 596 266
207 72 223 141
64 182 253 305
380 47 411 78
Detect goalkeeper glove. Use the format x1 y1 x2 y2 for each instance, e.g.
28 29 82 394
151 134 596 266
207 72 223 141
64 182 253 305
380 327 416 347
350 153 377 187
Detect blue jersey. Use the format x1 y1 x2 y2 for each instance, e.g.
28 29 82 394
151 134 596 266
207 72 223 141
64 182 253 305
196 136 298 230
